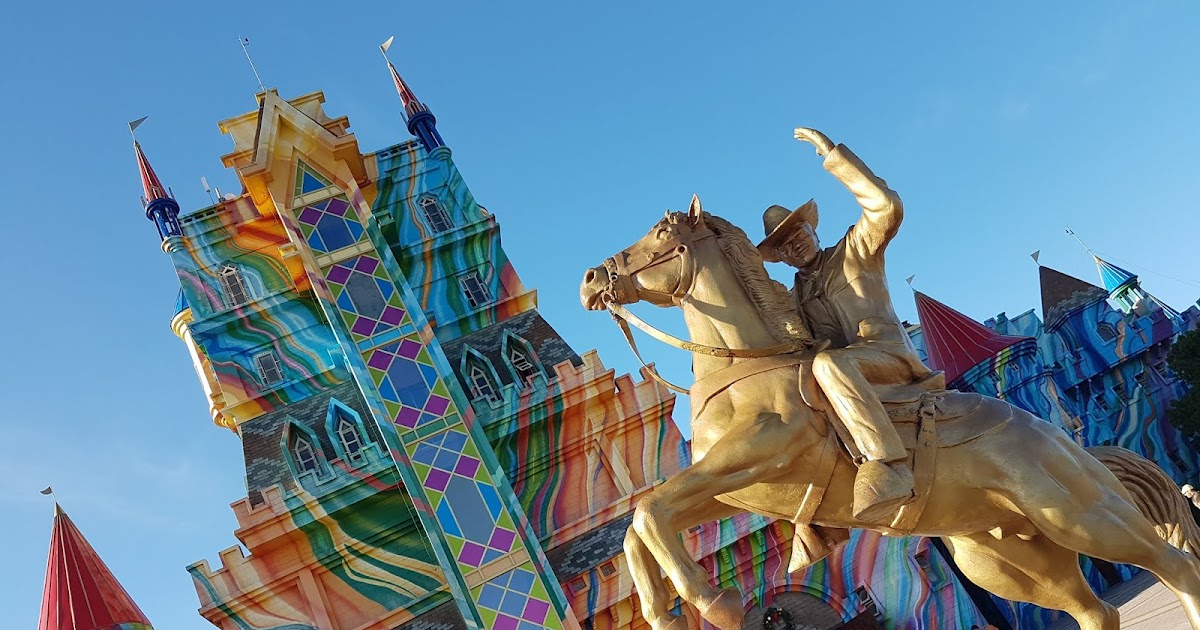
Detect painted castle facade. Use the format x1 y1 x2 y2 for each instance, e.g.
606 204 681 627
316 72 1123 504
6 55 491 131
91 59 1198 630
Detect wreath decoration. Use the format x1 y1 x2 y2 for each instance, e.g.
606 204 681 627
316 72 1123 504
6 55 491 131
762 605 795 630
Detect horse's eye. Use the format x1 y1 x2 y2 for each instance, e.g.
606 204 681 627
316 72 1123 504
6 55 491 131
656 228 670 239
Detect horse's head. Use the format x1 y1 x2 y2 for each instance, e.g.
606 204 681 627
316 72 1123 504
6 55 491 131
580 195 714 311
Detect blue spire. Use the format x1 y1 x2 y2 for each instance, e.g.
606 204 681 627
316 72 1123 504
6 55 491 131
1093 255 1137 294
385 60 445 152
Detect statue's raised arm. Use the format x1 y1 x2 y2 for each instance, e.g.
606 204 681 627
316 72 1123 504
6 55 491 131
795 127 903 258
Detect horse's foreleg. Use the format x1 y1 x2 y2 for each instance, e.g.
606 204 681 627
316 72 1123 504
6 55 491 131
634 413 799 630
625 498 741 630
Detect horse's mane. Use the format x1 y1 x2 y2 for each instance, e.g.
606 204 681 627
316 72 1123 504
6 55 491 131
701 212 813 344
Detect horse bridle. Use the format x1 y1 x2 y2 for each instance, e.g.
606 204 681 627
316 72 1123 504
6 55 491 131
599 221 809 394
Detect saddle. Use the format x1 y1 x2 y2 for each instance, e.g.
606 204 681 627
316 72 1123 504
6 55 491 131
688 355 1013 572
790 367 1012 572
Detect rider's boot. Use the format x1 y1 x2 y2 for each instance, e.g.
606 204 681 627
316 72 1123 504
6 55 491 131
852 459 915 522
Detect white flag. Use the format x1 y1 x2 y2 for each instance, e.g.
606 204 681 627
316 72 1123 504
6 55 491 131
380 36 395 53
128 116 148 134
1030 250 1041 264
905 275 916 286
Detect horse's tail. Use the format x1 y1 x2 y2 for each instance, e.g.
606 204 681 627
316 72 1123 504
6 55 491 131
1088 445 1200 555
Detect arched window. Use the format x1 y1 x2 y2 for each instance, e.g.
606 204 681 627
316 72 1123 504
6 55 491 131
1097 322 1117 343
469 364 500 404
337 417 365 463
220 264 250 307
508 345 539 384
292 434 320 475
283 419 329 482
501 332 545 386
418 195 453 233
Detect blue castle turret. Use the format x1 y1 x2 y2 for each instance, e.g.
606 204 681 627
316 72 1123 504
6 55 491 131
385 59 445 153
1094 255 1181 321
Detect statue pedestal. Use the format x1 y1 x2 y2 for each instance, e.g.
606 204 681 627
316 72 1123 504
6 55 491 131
1046 571 1188 630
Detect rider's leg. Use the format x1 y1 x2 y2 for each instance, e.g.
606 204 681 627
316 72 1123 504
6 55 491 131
811 346 915 521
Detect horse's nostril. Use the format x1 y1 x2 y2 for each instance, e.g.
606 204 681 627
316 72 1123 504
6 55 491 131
585 269 597 284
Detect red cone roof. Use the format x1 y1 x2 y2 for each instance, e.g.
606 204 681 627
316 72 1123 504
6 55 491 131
38 505 152 630
133 141 168 203
914 291 1030 385
387 61 427 120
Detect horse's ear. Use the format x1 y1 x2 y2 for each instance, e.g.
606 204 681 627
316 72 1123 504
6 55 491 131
688 194 705 227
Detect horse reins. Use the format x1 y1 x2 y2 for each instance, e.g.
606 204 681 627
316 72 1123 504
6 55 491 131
600 223 808 395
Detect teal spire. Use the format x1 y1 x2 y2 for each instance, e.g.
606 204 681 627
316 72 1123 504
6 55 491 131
1093 255 1137 294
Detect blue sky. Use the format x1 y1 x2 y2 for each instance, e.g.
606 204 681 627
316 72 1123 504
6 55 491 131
2 2 1198 628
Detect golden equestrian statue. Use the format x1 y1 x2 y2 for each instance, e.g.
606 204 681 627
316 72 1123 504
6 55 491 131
578 128 1200 630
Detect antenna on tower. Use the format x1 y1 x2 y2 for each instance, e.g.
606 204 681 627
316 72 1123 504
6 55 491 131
238 36 268 94
201 176 216 204
1065 226 1093 254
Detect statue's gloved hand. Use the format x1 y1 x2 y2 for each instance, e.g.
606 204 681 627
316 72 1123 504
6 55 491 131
794 127 834 158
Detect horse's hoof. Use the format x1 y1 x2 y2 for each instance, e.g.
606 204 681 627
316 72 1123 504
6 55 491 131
699 588 745 630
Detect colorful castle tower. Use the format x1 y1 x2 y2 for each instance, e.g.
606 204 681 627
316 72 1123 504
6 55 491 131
131 54 696 627
37 504 154 630
909 263 1200 629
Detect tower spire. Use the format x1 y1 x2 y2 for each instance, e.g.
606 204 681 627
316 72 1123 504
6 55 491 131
38 503 154 630
379 37 446 152
129 118 181 245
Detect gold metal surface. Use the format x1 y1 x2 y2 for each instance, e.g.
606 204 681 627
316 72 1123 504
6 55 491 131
578 129 1200 630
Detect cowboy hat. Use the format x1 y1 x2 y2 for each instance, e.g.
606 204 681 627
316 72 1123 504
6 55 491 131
757 199 818 262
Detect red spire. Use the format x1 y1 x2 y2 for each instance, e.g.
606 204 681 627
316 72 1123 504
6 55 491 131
38 504 153 630
133 141 168 204
914 291 1030 385
387 61 427 120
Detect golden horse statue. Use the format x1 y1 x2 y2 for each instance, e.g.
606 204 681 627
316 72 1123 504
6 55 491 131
579 198 1200 630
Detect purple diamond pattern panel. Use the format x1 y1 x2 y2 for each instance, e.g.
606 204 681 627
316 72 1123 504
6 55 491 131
326 255 411 342
366 338 456 430
411 429 519 571
296 195 366 253
472 565 562 630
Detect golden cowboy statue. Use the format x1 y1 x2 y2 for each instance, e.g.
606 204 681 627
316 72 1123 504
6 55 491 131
758 128 933 522
579 128 1200 630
